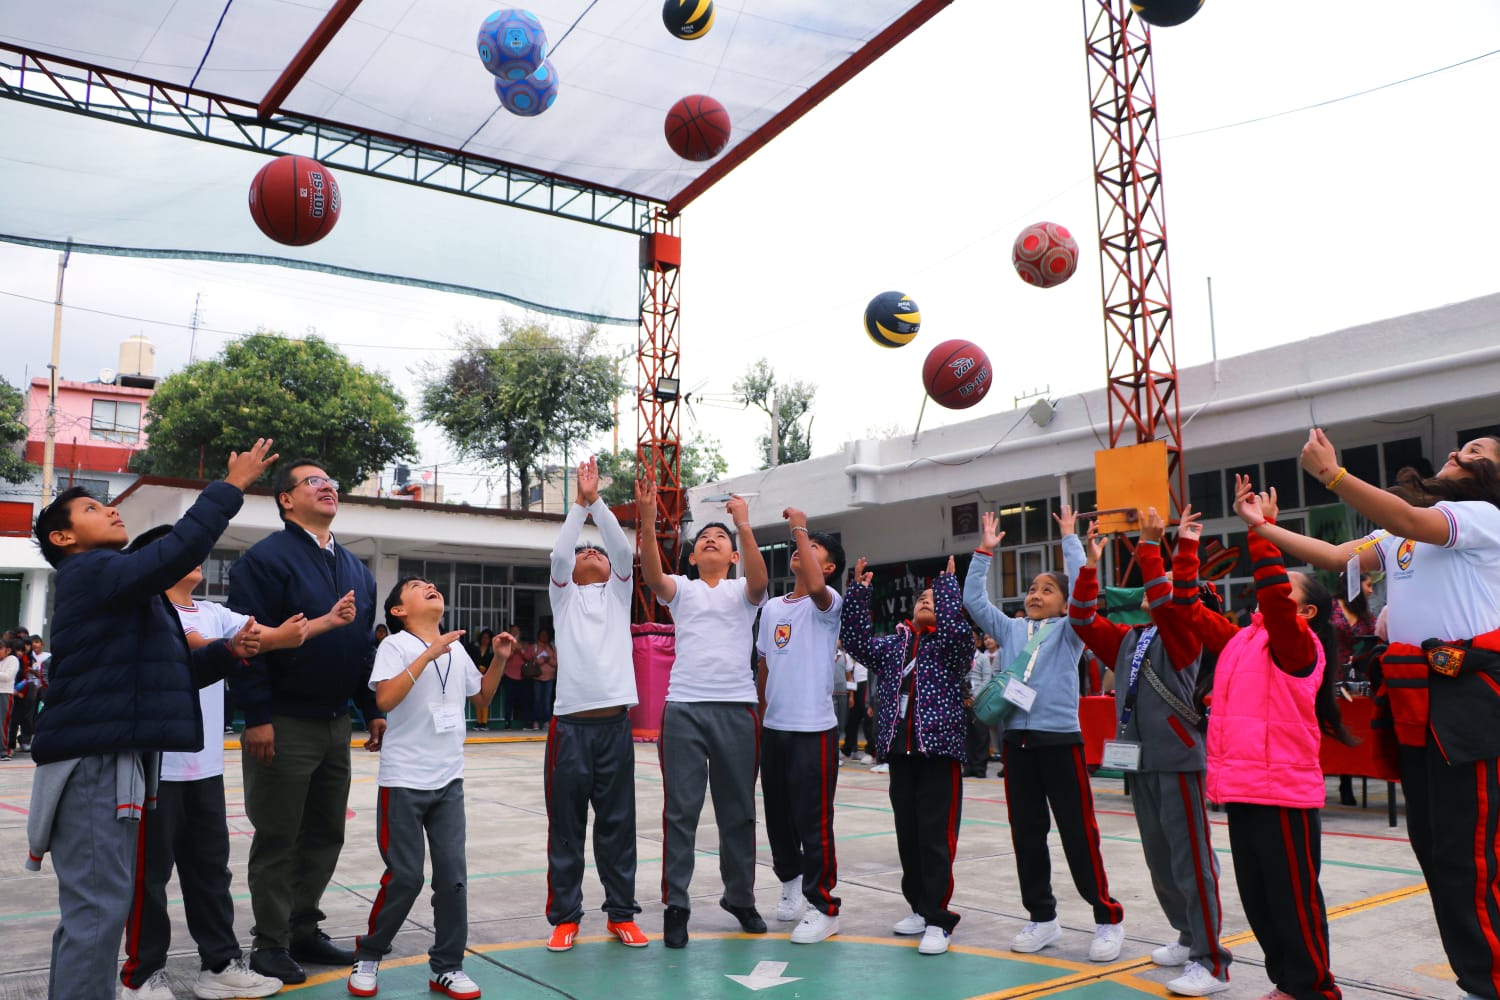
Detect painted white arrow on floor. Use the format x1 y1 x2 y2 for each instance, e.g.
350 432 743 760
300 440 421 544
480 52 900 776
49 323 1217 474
725 960 802 991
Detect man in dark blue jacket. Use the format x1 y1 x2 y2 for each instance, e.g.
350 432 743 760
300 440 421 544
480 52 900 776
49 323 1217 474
229 458 386 985
27 440 276 1000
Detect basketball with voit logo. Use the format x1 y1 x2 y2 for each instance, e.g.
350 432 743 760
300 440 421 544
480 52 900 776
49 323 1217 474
662 0 714 39
664 95 731 161
922 339 993 410
863 291 921 348
1131 0 1204 27
1012 221 1078 288
248 155 341 246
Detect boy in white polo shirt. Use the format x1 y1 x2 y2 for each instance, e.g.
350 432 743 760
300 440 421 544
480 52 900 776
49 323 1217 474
542 456 648 953
756 507 846 944
636 479 769 949
347 581 511 1000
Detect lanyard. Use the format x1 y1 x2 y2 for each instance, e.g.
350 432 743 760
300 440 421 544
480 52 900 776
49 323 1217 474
427 646 453 697
1119 626 1158 729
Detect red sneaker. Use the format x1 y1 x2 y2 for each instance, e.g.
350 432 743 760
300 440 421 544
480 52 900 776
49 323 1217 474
547 922 580 952
607 920 650 947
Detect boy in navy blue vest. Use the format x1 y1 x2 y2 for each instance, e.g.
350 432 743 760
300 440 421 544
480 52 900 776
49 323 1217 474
26 440 277 1000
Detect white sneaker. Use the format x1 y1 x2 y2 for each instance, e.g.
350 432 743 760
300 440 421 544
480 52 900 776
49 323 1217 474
347 960 379 997
776 876 805 921
193 958 282 999
430 969 481 998
917 925 950 955
790 909 839 944
1011 918 1061 953
859 753 875 764
1089 922 1126 962
1166 960 1230 996
892 912 927 936
869 762 889 773
120 969 174 1000
1152 941 1192 966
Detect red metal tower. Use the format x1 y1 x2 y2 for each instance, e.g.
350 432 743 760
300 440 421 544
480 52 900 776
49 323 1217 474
1083 0 1187 533
635 209 684 622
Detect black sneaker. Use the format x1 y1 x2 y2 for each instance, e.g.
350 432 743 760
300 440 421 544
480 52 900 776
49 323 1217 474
290 929 354 966
719 898 767 934
249 947 306 984
663 905 689 949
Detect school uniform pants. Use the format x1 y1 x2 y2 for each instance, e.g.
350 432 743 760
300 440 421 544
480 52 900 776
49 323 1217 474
842 684 869 756
1133 770 1230 981
49 754 141 1000
1420 748 1500 1000
964 710 990 777
0 693 10 753
121 776 241 989
355 780 468 975
501 675 531 726
887 752 962 933
1002 739 1124 926
657 701 760 911
543 712 641 925
1225 803 1339 1000
242 713 352 951
761 727 840 915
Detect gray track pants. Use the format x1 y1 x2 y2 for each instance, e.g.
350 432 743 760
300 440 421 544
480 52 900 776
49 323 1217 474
544 712 640 925
657 701 760 910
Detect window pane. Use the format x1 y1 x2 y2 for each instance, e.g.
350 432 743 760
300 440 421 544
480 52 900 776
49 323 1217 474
999 505 1023 546
455 561 483 586
513 565 548 585
1074 489 1097 516
398 559 424 581
118 402 141 433
1188 470 1224 520
1000 549 1018 598
1263 458 1301 509
1023 499 1049 545
1226 531 1252 579
1382 437 1428 485
1343 444 1379 489
1226 463 1258 496
1019 548 1043 589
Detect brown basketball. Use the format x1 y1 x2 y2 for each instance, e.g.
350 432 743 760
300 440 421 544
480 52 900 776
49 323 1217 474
922 339 993 410
248 155 342 246
664 94 731 161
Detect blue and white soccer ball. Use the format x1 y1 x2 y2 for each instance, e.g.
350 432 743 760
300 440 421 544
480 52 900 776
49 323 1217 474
476 9 548 81
495 58 559 117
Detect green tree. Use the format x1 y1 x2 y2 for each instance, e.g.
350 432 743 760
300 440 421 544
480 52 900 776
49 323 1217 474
0 375 34 484
734 358 816 468
136 332 417 488
420 318 625 510
597 435 729 506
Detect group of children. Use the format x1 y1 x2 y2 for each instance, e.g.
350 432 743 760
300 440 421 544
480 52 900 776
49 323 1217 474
23 428 1500 1000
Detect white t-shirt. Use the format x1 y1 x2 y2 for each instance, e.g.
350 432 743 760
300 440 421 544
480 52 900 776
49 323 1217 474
1372 500 1500 645
164 600 248 782
0 655 17 691
369 630 482 790
757 590 843 731
549 500 638 715
662 575 765 703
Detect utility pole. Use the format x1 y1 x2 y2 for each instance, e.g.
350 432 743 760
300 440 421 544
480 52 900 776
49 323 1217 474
768 385 779 468
188 293 202 363
41 245 71 505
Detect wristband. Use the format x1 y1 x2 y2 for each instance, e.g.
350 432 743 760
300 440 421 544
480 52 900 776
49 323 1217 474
1326 467 1348 490
735 521 751 529
405 668 418 685
974 547 993 557
1138 538 1161 547
791 525 808 535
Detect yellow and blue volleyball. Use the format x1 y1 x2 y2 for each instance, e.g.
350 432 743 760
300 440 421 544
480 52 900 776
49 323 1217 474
662 0 715 40
1130 0 1204 27
863 291 921 349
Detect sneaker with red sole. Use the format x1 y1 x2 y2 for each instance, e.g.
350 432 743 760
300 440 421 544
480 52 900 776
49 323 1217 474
547 922 580 952
429 969 481 999
607 920 650 947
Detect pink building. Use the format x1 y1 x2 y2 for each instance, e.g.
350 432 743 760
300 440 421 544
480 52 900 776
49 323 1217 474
25 376 154 477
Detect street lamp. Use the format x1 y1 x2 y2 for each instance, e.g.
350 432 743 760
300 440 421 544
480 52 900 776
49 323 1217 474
653 377 681 401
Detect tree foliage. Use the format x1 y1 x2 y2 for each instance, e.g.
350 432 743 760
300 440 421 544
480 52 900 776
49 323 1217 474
597 436 729 506
136 332 417 488
420 318 625 510
734 358 816 468
0 375 34 484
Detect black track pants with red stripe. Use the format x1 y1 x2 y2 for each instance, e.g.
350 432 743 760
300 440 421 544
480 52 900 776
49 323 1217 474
1225 803 1340 1000
761 726 840 915
1424 751 1500 1000
1003 739 1124 926
887 752 962 933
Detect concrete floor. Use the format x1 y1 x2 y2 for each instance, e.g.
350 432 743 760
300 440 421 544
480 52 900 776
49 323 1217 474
0 736 1458 999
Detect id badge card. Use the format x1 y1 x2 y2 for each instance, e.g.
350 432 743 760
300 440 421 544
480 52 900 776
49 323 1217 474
1102 740 1142 772
1002 677 1037 712
431 703 462 733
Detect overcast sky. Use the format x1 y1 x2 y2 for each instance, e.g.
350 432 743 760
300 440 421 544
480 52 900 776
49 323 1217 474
3 0 1499 504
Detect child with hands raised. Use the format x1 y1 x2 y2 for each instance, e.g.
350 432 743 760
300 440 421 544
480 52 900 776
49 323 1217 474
963 504 1127 962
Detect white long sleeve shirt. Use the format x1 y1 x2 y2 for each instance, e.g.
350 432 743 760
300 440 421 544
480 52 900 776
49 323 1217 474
548 499 638 715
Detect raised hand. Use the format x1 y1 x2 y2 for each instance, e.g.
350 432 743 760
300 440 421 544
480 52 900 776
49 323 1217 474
853 557 873 587
1141 507 1166 543
1259 486 1280 523
225 439 279 491
940 555 956 577
493 630 517 659
634 478 658 525
1178 503 1204 541
427 629 466 662
1232 474 1266 527
329 590 357 626
1300 427 1340 484
783 507 808 533
576 456 600 506
725 494 750 527
229 616 261 659
980 511 1005 551
1053 503 1077 537
1084 521 1107 568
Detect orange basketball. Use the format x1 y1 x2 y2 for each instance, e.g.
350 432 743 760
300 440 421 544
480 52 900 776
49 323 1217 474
248 155 341 246
922 339 993 410
664 95 731 161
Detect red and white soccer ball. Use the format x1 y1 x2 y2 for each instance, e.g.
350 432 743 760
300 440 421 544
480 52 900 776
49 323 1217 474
1012 221 1078 288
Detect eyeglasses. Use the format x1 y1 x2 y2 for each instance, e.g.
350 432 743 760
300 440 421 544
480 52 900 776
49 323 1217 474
292 475 340 492
574 544 608 557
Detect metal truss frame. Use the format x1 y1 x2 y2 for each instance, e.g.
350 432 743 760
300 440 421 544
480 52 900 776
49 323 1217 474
1083 0 1187 580
0 45 656 235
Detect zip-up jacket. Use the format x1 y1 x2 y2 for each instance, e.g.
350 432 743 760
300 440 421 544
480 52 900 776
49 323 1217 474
839 572 970 762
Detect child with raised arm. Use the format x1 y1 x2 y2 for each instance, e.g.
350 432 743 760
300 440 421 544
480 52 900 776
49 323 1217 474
26 439 278 1000
541 457 648 953
755 507 847 944
636 479 769 949
346 583 512 1000
840 555 971 955
1069 510 1231 996
963 505 1126 962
